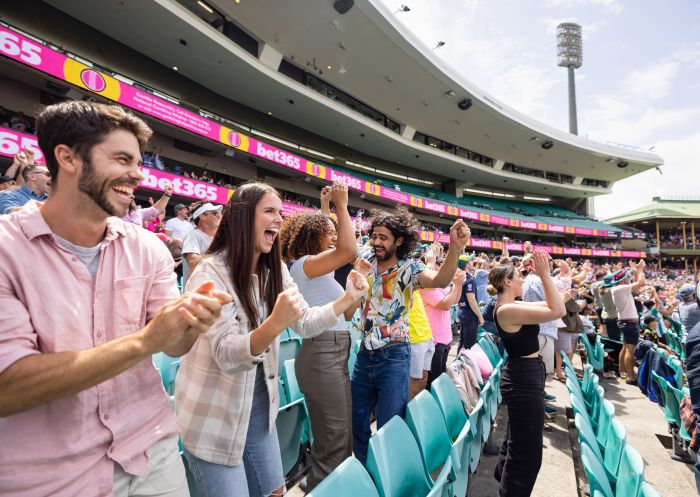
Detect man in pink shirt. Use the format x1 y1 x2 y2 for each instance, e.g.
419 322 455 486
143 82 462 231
0 101 230 497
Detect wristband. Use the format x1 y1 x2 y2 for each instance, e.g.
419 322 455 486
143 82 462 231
164 194 172 198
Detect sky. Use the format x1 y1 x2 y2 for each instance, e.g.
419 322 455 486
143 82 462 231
379 0 700 221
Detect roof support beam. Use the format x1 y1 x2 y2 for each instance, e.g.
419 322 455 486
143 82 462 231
400 124 415 140
494 160 505 170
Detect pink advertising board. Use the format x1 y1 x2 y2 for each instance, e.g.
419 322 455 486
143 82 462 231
0 23 618 238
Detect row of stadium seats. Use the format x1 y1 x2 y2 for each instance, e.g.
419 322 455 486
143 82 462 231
564 353 662 497
307 332 505 497
331 163 623 233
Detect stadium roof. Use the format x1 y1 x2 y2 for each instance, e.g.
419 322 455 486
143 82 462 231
605 197 700 225
40 0 663 199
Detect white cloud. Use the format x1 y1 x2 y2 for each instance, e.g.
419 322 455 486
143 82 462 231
595 129 700 219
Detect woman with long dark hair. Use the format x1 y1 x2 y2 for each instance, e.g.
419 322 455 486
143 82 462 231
175 182 369 497
490 251 566 497
278 183 359 491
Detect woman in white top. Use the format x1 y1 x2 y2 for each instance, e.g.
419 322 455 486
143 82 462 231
175 182 368 497
279 183 360 491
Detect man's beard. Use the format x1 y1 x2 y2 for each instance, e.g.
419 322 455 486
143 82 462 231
374 244 396 261
78 159 133 217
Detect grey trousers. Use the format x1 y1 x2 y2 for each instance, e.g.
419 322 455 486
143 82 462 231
295 330 352 491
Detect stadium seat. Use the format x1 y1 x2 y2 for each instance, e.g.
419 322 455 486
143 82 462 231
581 335 605 371
276 397 308 476
366 416 447 497
602 418 626 486
428 374 473 489
636 482 661 497
595 400 615 449
480 382 495 439
281 359 302 402
570 392 594 430
581 442 614 497
468 397 485 472
614 445 645 497
574 413 604 465
306 457 380 497
278 337 301 377
405 392 456 496
152 353 180 395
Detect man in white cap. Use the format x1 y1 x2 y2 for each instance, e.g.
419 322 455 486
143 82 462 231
181 201 222 283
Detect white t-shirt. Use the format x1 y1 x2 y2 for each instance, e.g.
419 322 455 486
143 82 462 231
165 217 195 241
182 228 213 283
611 284 637 321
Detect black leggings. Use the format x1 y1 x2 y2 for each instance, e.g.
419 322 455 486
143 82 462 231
427 342 451 389
494 356 545 497
458 319 478 352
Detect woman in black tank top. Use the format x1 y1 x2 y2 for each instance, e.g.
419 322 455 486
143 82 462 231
489 251 566 497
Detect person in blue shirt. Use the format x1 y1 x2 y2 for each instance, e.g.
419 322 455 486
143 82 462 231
458 255 484 351
0 164 51 214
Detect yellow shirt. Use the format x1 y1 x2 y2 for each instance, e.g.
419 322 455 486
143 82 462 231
409 292 433 344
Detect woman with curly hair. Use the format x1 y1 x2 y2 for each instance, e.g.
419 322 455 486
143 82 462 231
278 182 358 491
351 206 472 464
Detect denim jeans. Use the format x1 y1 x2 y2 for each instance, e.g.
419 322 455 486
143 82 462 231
351 342 411 465
183 366 284 497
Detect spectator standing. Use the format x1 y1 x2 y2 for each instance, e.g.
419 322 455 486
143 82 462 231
423 266 465 389
181 202 222 283
164 203 194 245
679 284 700 332
279 183 358 492
121 184 172 226
457 255 485 351
0 164 51 214
611 260 646 385
175 183 368 497
0 101 229 496
599 275 620 341
408 290 434 399
684 282 700 494
351 209 470 465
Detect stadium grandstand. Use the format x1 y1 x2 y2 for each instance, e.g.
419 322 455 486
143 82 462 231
0 1 697 497
606 197 700 274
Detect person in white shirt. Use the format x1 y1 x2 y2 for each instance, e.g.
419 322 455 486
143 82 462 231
182 202 222 283
610 259 646 385
164 203 194 245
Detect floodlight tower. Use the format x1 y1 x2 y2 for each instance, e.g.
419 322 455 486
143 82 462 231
557 23 582 135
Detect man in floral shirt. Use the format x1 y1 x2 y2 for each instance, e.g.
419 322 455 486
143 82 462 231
352 206 470 464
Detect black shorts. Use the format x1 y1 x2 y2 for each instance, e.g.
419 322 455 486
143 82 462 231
618 321 640 345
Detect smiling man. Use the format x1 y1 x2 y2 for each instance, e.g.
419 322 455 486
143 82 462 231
351 206 470 464
0 101 231 497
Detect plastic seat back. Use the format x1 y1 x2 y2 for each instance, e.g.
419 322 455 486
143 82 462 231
278 337 301 376
651 372 675 424
596 400 615 448
480 382 494 439
614 445 644 497
306 457 380 497
282 359 302 402
581 442 614 497
468 397 484 472
636 482 660 497
405 392 453 476
603 418 626 483
153 353 180 395
575 413 604 463
276 398 307 476
430 374 468 442
367 416 433 497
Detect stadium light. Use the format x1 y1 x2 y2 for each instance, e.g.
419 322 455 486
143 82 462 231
556 23 582 135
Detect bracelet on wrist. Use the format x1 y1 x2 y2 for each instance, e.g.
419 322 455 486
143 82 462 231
164 194 172 198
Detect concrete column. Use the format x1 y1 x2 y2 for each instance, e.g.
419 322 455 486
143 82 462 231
444 180 474 198
400 125 416 140
493 160 505 170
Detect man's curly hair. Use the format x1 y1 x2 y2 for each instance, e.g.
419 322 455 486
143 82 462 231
369 206 419 260
280 212 337 262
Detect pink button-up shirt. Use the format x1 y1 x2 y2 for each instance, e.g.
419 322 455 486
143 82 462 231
0 201 180 497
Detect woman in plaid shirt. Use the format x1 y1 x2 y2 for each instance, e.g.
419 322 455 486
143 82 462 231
175 183 369 497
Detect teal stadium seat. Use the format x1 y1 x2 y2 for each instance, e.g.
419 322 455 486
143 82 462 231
614 445 645 497
405 392 455 497
581 442 614 497
367 416 447 497
602 418 626 486
276 397 308 476
278 337 301 377
429 374 473 488
636 482 661 497
152 352 180 396
306 457 380 497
